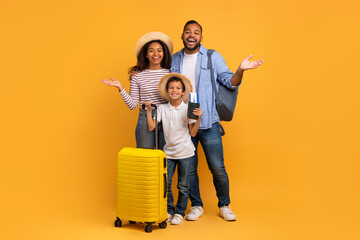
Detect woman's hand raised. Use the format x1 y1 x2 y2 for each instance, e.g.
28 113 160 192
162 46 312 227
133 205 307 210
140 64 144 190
101 77 124 91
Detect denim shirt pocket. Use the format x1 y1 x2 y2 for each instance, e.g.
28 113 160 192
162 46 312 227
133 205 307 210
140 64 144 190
170 66 179 73
200 60 212 84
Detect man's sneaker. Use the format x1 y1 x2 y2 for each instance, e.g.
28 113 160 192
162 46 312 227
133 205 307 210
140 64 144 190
170 214 184 225
166 213 173 223
219 206 236 221
185 206 204 221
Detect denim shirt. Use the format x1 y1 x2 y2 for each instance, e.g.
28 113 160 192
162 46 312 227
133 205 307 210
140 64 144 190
171 45 240 130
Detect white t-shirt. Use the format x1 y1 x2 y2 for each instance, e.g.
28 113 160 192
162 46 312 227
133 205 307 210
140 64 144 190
156 101 196 159
183 52 198 93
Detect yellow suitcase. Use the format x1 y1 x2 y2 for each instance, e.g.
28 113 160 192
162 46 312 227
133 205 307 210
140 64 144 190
114 104 168 233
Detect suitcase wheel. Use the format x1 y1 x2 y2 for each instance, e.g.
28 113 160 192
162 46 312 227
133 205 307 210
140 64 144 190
158 221 167 229
114 217 122 228
129 221 136 224
144 224 153 233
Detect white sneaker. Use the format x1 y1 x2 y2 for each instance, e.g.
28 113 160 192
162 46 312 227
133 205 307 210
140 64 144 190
185 206 204 221
166 213 173 223
170 214 184 225
219 206 236 221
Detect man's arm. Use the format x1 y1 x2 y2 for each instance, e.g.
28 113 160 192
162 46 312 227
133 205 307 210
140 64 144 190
230 54 264 86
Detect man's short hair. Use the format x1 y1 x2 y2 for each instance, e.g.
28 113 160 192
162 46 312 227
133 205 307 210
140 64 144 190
183 20 202 33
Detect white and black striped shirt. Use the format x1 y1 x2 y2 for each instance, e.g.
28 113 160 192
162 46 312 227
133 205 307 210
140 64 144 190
120 69 170 110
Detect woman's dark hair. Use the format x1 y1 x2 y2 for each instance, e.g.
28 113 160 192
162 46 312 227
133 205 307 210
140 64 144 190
128 40 171 77
165 76 185 92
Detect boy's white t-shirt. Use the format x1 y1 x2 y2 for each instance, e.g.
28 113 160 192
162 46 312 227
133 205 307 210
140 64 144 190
183 52 198 93
156 101 196 159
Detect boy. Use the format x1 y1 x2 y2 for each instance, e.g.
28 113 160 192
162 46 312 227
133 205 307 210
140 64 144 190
145 73 202 225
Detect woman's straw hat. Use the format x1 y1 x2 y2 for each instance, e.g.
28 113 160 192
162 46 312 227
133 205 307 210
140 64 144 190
135 31 173 57
158 73 193 102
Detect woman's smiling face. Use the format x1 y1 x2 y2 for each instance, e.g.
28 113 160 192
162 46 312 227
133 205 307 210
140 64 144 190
146 42 164 67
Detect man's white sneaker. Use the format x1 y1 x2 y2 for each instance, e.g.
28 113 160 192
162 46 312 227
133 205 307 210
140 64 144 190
170 214 184 225
185 206 204 221
219 206 236 221
166 213 173 223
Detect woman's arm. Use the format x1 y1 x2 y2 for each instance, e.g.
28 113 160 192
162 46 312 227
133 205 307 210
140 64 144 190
101 77 124 90
102 76 139 110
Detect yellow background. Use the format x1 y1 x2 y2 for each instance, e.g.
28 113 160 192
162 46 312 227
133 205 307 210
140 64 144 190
1 0 359 239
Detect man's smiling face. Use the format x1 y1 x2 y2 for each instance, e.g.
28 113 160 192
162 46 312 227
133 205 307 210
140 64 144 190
181 23 203 53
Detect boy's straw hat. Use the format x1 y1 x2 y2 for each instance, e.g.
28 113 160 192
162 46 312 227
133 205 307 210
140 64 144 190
135 31 173 57
158 73 193 102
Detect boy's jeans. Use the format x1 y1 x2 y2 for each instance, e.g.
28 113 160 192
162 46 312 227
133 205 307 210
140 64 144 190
167 156 193 217
190 122 231 207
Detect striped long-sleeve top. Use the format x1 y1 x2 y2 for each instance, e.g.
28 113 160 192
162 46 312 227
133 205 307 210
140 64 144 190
120 69 170 110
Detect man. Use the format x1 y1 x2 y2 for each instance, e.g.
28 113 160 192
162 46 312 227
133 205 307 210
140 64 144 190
171 20 264 221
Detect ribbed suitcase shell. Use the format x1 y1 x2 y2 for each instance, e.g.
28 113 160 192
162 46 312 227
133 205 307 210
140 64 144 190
116 147 167 224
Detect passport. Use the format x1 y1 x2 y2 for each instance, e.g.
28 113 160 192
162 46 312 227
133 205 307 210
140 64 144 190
188 102 200 119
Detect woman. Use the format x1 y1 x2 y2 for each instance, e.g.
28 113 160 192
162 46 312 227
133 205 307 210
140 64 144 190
102 32 173 149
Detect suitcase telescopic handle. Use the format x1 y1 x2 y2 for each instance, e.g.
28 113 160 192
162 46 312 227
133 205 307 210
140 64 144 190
141 104 158 149
141 103 157 110
163 173 167 198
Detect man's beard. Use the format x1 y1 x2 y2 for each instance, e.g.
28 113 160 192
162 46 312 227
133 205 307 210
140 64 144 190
183 39 201 51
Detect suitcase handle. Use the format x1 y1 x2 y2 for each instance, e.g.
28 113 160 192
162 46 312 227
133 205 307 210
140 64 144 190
163 173 167 198
141 103 157 110
141 104 158 149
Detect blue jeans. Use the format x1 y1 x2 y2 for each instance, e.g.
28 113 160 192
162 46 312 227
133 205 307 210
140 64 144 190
167 156 192 217
135 109 165 150
190 122 230 207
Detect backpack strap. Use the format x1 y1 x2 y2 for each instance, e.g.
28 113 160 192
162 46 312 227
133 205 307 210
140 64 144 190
207 49 218 101
207 49 225 136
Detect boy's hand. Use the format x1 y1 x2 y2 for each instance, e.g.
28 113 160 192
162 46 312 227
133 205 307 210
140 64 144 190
193 108 202 119
144 101 152 110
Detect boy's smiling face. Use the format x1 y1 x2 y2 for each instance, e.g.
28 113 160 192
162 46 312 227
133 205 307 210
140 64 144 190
167 81 184 101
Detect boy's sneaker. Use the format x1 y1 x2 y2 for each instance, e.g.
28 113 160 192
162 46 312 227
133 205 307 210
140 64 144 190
170 214 184 225
166 213 173 223
219 206 236 221
185 206 204 221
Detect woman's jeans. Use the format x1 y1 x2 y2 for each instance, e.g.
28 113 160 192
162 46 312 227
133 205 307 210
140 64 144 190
190 122 231 207
135 109 165 150
167 156 193 217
